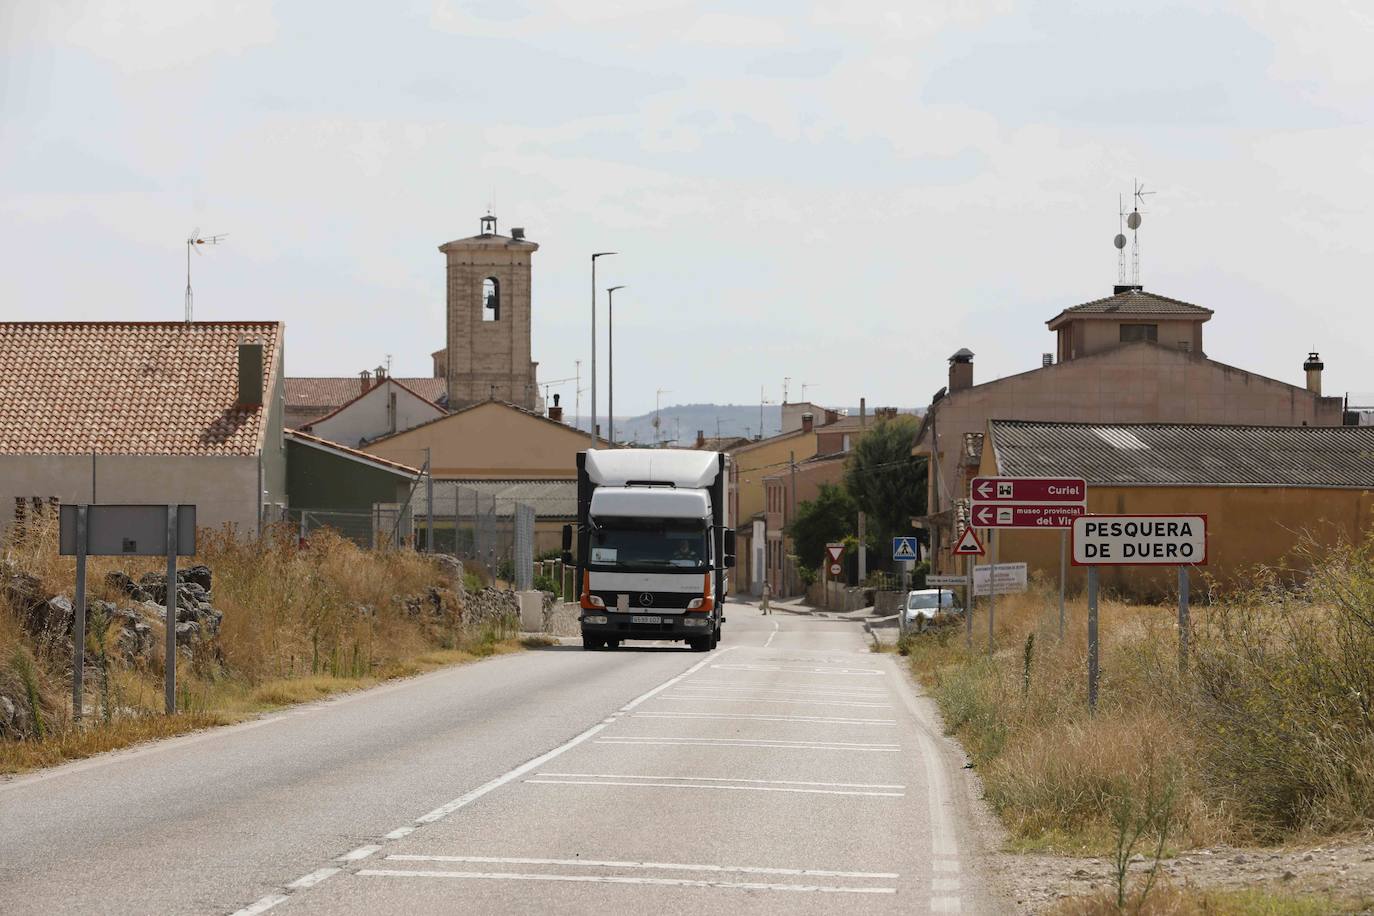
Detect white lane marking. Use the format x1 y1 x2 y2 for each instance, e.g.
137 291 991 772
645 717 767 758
338 844 382 862
287 867 340 889
228 894 289 916
933 860 960 873
524 778 904 798
931 896 962 912
886 654 961 858
632 711 896 725
712 664 883 675
383 826 415 840
385 854 899 880
661 695 893 709
358 869 897 894
764 620 779 648
596 739 900 753
932 877 961 892
536 772 905 789
619 646 738 711
673 683 887 696
598 736 899 748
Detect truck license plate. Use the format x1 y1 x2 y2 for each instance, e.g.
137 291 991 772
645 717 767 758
630 615 662 624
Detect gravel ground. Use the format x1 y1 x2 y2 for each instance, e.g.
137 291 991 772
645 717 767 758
995 838 1374 912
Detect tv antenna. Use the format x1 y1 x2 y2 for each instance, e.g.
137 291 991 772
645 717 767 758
1129 179 1154 286
184 229 227 323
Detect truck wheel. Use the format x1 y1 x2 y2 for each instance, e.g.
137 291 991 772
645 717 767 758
605 638 621 649
709 628 720 649
687 636 709 652
582 635 604 650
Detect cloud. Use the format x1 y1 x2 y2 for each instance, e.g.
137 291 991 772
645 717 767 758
681 12 788 46
59 0 277 71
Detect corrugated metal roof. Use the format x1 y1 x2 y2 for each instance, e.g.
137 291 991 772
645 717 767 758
989 420 1374 488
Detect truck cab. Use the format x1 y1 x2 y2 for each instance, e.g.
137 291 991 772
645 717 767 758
566 449 733 651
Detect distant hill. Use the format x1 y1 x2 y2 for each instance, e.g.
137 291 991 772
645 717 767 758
565 403 921 446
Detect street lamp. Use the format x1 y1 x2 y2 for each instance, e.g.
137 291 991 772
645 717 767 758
590 252 617 446
606 285 626 444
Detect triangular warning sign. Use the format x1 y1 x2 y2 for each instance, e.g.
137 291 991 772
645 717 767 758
952 527 985 556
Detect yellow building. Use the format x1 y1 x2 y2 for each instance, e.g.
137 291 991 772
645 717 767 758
974 420 1374 596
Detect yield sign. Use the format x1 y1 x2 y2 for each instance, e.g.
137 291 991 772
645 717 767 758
952 527 985 556
825 543 844 563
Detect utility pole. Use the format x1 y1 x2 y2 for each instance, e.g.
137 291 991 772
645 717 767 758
857 511 867 582
789 450 798 596
590 252 617 445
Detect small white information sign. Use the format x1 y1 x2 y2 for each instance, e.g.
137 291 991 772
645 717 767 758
1072 515 1207 566
925 575 966 588
972 563 1028 596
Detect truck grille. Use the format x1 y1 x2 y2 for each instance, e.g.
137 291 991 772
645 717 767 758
593 591 698 610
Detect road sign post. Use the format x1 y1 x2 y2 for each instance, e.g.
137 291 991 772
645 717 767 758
965 554 973 650
1072 514 1208 710
1059 529 1067 641
988 530 996 655
61 504 197 717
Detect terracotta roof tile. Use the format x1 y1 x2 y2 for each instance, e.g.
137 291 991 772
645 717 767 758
285 377 447 411
0 322 281 456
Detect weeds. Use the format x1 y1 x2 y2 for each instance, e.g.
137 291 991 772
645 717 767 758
906 535 1374 853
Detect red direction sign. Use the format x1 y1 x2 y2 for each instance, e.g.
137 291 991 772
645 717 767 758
971 477 1087 504
971 504 1086 529
952 527 985 556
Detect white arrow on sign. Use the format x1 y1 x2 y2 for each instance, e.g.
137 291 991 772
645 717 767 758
975 480 994 499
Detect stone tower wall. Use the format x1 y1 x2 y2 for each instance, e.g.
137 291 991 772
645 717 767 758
441 234 538 411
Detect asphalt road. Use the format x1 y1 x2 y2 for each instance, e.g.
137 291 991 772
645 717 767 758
0 601 1000 915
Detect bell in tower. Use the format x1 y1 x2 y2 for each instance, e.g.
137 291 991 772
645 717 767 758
480 213 497 236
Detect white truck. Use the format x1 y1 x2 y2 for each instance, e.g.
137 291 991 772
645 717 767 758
562 448 734 651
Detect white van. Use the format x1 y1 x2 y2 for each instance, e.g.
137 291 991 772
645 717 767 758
903 588 961 631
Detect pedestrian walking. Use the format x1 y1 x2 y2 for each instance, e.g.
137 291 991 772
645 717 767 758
760 581 771 615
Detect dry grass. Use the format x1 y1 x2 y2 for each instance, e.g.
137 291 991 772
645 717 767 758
1 517 522 775
904 536 1374 855
1052 883 1374 915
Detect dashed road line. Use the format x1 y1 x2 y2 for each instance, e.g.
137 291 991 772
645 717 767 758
337 844 382 862
524 778 904 798
287 867 340 889
357 869 898 894
383 854 899 880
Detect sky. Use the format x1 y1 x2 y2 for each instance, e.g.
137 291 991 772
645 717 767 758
2 1 1372 416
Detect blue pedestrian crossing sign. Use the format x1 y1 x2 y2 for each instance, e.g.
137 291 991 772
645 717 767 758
892 537 920 561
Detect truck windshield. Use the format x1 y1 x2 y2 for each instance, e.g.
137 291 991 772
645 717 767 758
589 517 709 569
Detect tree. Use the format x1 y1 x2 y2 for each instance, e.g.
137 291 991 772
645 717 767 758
843 415 928 561
786 483 857 570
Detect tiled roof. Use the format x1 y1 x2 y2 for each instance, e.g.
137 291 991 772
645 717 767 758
0 322 280 456
988 420 1374 488
1047 289 1212 327
286 377 447 411
295 377 443 431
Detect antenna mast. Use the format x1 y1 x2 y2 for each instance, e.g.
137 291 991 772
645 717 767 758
184 230 227 323
1130 178 1154 287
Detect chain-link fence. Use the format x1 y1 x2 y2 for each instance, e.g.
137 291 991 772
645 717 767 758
287 506 414 549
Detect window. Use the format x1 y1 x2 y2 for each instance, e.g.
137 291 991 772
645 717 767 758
482 277 500 321
1119 323 1157 343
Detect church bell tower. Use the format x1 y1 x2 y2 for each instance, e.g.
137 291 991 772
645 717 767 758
436 214 539 411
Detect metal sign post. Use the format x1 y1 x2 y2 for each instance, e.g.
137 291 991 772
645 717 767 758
1059 529 1067 641
165 506 177 715
987 530 996 655
1087 566 1099 711
72 506 88 721
1178 565 1190 673
61 504 196 717
964 554 973 650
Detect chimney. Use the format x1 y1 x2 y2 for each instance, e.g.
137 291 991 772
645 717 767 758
1042 353 1054 368
860 398 867 428
511 227 525 240
548 392 563 422
237 341 264 408
949 348 974 392
695 429 705 448
823 408 838 426
359 369 372 394
375 364 387 381
801 412 814 433
1304 352 1324 396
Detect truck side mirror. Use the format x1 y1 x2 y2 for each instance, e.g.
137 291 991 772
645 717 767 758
561 524 573 565
725 553 736 569
724 530 736 555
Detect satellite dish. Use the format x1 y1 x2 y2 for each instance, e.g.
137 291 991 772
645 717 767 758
1114 233 1127 250
1127 211 1142 230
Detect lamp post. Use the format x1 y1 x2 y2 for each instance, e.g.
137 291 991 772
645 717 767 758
590 252 617 446
607 285 625 444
